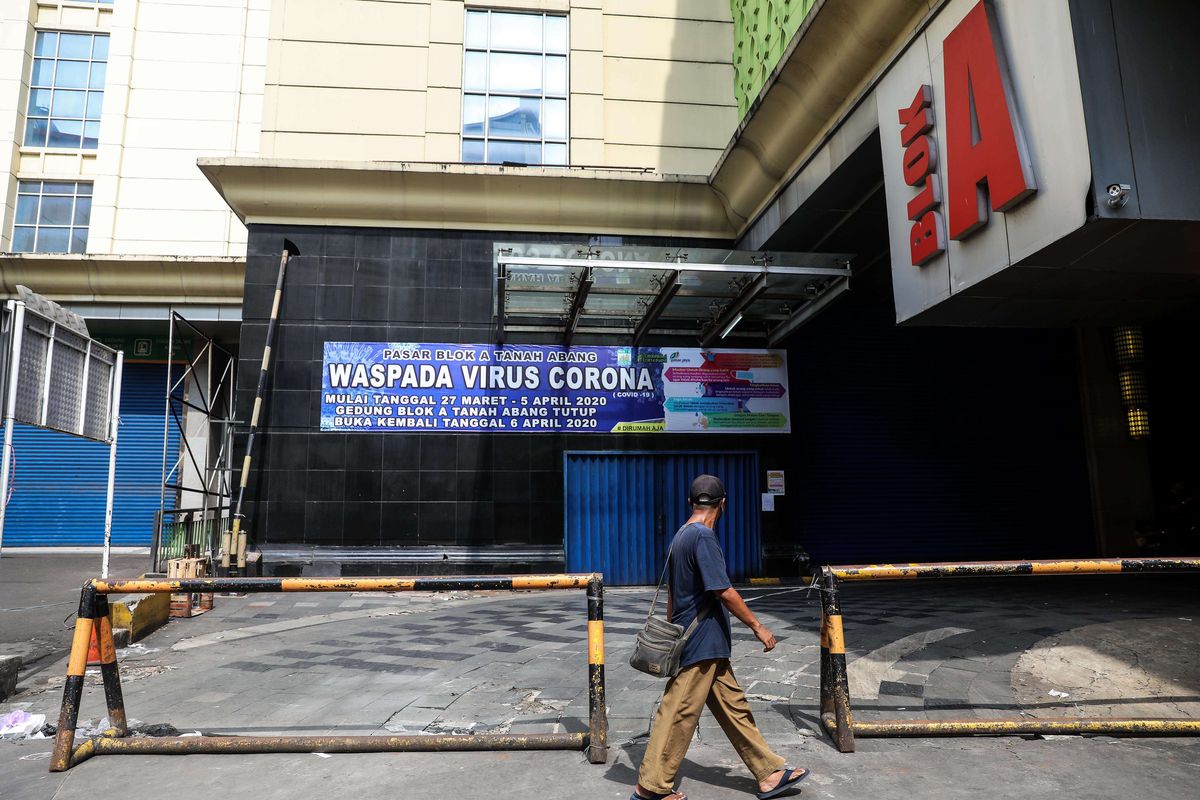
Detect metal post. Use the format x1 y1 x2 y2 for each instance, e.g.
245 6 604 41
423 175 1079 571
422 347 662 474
586 575 608 764
819 567 855 752
159 309 175 571
227 242 297 574
0 301 27 558
50 582 97 771
101 352 123 580
93 595 127 736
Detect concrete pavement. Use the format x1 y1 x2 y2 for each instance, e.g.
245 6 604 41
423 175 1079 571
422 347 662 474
1 573 1197 799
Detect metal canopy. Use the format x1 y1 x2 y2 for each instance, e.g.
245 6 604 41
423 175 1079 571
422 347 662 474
494 243 853 345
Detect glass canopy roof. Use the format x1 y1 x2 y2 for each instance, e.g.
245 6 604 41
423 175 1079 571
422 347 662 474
494 243 853 346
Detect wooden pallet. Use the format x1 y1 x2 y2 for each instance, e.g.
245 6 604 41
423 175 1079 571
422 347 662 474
167 557 213 618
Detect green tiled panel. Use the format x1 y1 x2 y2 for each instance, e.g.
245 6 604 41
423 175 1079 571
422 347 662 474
730 0 817 117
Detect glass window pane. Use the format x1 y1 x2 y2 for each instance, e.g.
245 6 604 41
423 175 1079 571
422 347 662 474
88 63 106 89
463 94 486 136
85 91 104 119
488 96 540 139
545 16 568 53
31 59 55 86
543 98 567 140
52 89 86 118
12 227 35 252
40 195 74 225
77 182 92 196
55 60 88 89
59 33 93 59
465 11 488 49
15 195 39 224
36 227 70 253
70 227 88 254
73 196 92 226
83 121 100 149
42 182 74 194
490 12 542 51
17 180 40 193
463 51 487 92
34 32 57 57
23 118 48 147
488 139 541 164
544 142 568 165
47 120 83 148
27 88 52 116
489 52 542 94
462 138 485 163
544 56 567 96
92 35 109 61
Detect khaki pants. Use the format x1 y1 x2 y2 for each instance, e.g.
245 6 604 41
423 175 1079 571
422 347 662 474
637 658 785 795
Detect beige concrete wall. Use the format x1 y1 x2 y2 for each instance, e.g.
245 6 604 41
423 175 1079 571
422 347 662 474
261 0 737 175
1 0 266 258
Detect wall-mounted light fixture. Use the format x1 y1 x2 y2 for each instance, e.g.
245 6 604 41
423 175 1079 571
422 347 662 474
1113 325 1150 440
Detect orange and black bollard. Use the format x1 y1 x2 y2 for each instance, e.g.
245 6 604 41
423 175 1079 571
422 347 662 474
818 567 854 753
94 595 128 736
50 582 96 771
586 575 608 764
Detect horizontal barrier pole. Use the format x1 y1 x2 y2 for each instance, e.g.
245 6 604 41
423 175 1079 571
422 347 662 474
92 573 599 595
71 732 588 767
829 557 1200 581
824 715 1200 737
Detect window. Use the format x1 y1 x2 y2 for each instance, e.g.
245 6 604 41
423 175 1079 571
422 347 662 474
12 180 92 253
25 31 109 150
462 9 567 166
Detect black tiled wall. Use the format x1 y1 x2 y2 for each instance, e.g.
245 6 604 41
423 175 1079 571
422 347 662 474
237 225 792 555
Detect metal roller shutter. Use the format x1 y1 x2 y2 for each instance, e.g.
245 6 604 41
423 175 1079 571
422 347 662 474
2 364 178 547
565 450 761 585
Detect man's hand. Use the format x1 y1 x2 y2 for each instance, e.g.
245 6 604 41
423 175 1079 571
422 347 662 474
753 623 777 652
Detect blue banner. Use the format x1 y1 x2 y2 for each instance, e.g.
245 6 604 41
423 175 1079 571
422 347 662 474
320 343 790 434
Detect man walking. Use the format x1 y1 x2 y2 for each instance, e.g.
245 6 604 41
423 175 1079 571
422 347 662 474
632 475 809 800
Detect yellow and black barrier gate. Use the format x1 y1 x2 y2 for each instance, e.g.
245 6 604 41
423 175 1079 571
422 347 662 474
817 557 1200 753
50 573 608 771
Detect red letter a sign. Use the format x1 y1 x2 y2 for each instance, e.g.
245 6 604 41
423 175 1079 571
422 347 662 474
943 0 1036 240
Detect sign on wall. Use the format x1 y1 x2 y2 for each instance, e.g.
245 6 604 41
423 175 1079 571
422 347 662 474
320 343 791 434
876 0 1091 322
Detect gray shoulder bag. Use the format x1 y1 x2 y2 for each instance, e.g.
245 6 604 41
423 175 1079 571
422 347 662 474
628 532 712 679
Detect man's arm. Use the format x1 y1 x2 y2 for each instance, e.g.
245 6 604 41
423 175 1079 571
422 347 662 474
715 586 777 652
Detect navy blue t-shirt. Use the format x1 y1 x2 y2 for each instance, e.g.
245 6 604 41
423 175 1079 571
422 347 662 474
667 522 733 668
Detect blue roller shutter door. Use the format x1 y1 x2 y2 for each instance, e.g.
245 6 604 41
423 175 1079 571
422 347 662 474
565 451 761 585
1 364 177 546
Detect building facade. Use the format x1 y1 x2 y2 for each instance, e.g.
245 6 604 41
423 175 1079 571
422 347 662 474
3 0 1198 578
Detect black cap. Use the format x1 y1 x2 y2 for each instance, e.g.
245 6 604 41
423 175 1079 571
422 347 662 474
689 474 726 507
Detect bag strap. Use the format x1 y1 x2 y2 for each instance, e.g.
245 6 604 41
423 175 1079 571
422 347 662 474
646 526 684 619
679 594 713 642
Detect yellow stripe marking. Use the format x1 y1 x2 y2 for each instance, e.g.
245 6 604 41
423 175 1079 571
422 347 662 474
1031 560 1123 574
826 614 846 654
587 620 605 665
260 345 271 372
67 619 95 676
270 290 281 319
239 454 252 488
512 575 589 589
250 396 262 427
97 615 117 664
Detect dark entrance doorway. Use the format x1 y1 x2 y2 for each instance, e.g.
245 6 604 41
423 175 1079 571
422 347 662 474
564 451 761 585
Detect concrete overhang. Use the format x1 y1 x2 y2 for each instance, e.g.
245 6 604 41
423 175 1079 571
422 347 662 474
197 158 738 240
709 0 932 237
0 253 245 305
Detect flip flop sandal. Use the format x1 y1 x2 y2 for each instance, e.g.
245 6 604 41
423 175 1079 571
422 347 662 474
630 791 687 800
755 767 810 800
